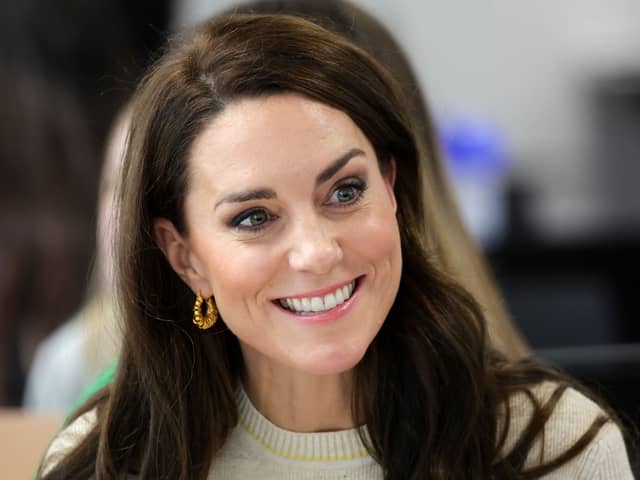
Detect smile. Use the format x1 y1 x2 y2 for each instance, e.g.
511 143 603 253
276 279 359 315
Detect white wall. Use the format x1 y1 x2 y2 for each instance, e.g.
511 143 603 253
174 0 640 238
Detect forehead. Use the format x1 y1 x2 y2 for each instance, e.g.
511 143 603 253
186 93 373 187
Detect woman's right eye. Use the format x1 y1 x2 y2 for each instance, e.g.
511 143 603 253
231 208 273 231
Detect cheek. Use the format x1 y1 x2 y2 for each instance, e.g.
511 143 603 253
202 242 280 306
346 209 401 265
347 208 402 319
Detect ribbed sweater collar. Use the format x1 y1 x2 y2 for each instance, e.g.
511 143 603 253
235 386 371 462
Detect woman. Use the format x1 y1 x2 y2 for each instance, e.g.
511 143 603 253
40 13 633 479
30 0 526 414
227 0 530 362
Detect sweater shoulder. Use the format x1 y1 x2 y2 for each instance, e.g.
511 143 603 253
501 381 634 478
40 408 97 476
502 381 602 452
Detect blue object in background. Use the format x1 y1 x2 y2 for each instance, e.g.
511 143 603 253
439 116 511 249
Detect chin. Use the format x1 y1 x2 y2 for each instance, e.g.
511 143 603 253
292 342 368 376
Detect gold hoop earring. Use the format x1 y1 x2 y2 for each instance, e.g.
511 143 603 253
193 293 218 330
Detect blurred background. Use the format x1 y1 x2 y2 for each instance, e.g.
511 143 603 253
0 0 638 473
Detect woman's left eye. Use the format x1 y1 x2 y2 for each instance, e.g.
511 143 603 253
327 179 367 206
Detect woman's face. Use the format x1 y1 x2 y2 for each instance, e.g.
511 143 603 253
157 93 402 376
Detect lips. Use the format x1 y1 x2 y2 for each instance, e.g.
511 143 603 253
274 277 361 316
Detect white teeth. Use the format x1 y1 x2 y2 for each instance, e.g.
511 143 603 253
311 297 323 312
324 293 337 309
301 298 311 311
279 280 358 314
342 286 350 299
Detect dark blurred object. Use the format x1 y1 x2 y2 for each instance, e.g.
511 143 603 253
0 0 171 406
20 0 173 153
589 72 640 235
491 240 639 347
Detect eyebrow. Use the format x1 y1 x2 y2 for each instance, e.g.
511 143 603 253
315 148 365 186
214 148 366 209
214 188 276 209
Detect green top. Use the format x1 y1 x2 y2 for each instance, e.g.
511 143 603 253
68 362 116 422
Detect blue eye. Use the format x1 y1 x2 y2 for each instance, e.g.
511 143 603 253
232 208 272 231
328 178 367 206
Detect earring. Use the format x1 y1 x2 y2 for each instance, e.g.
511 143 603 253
193 293 218 330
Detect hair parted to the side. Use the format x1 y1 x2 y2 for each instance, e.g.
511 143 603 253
39 13 613 480
229 0 530 361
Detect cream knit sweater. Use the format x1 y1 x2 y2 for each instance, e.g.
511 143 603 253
43 382 634 479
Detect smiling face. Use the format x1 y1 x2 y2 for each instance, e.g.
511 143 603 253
155 93 402 377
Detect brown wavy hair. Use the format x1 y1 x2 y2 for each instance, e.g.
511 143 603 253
40 13 615 479
228 0 530 361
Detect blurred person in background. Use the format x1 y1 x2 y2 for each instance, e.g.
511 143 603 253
0 0 170 406
0 65 95 407
22 109 130 413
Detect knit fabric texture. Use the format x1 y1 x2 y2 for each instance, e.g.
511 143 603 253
42 382 634 479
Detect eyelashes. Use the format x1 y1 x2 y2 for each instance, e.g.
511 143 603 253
230 207 275 231
228 176 368 234
326 178 367 207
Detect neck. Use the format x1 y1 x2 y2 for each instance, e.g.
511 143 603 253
241 346 356 433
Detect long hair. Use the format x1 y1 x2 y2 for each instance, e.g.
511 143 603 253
228 0 530 361
40 14 612 479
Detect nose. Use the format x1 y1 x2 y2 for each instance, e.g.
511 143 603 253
287 215 343 274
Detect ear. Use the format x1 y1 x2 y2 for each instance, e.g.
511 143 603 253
383 157 397 213
153 218 213 297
